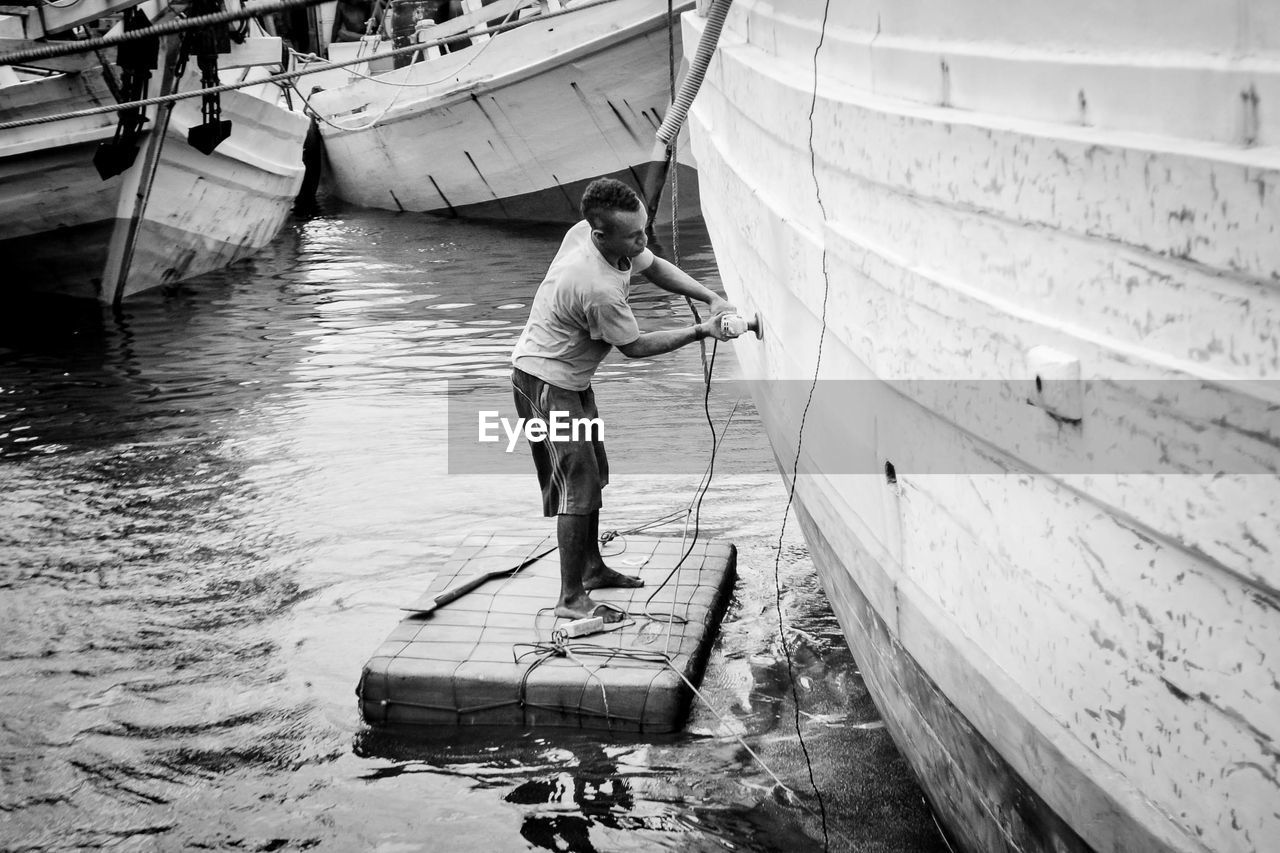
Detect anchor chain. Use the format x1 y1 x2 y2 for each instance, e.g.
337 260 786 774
182 0 234 154
92 8 159 179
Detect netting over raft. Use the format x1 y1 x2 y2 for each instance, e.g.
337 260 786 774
358 533 737 733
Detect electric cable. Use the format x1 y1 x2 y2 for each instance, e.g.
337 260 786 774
769 0 834 849
627 342 742 647
610 6 734 641
662 342 722 661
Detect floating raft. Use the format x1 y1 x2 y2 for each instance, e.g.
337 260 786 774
358 532 737 733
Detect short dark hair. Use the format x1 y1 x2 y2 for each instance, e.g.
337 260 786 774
580 178 641 230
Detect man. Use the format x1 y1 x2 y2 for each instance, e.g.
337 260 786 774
330 0 388 43
511 178 738 622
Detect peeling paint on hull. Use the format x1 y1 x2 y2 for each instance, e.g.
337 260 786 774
686 2 1280 852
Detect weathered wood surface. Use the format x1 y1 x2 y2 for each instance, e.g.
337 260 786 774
310 0 696 221
686 2 1280 851
34 0 146 35
0 66 118 159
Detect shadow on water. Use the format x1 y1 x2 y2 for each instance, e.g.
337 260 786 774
353 726 830 852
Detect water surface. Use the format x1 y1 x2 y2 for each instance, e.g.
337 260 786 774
0 205 946 852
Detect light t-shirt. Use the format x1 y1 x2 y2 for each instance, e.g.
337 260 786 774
512 220 654 391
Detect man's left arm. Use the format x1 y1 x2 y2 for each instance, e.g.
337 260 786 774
641 256 735 315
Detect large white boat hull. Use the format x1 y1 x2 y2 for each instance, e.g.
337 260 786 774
687 2 1279 851
309 0 697 222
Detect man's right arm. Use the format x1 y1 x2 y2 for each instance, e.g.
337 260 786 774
615 314 733 358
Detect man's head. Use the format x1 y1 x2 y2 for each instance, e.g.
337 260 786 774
580 178 647 263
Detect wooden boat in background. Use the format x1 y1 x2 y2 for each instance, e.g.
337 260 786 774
0 1 309 303
306 0 697 223
686 1 1279 851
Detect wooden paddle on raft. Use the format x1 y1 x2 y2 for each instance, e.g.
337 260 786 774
402 539 559 614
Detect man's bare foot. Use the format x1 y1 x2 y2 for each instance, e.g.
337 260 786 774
554 593 628 622
582 565 644 590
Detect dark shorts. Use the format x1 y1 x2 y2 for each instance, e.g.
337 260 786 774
511 367 608 517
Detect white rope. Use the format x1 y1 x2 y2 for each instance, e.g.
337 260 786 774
562 646 612 722
664 660 792 791
289 50 421 132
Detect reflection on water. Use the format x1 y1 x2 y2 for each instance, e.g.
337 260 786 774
0 202 945 851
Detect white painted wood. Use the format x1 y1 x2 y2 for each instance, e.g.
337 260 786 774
0 67 123 238
686 3 1280 852
743 0 1280 146
220 36 284 69
37 0 146 35
0 5 41 39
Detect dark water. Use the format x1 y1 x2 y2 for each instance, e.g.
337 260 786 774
0 204 947 852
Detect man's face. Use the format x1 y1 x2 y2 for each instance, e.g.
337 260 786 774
595 206 648 262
